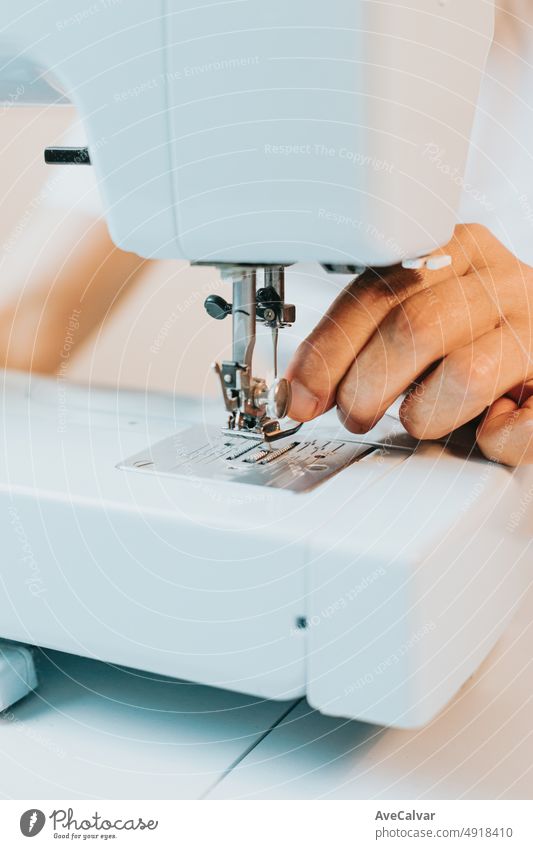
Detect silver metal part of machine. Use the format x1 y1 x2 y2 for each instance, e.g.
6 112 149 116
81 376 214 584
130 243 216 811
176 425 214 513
118 424 377 493
203 264 302 443
201 262 357 443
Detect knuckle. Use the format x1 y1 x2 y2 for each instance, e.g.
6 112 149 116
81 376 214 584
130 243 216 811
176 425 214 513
455 223 492 267
458 222 510 267
459 223 494 255
461 222 490 242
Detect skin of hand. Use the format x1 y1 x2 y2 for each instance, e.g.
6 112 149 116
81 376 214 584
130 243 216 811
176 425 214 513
285 224 533 466
0 207 149 373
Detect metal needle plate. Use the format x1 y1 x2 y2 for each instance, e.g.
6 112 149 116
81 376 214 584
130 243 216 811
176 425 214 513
117 426 375 493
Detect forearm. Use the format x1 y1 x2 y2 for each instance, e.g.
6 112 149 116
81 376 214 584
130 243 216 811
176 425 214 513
0 208 149 373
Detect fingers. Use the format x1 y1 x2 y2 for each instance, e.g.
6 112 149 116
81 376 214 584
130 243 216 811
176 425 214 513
336 267 507 432
286 265 426 421
286 224 504 422
399 323 533 439
505 379 533 404
476 396 533 465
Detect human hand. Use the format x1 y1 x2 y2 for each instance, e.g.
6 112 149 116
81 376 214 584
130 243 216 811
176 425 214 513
285 224 533 465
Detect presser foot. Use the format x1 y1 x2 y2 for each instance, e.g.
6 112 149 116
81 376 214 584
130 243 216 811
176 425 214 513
222 415 303 444
213 362 302 442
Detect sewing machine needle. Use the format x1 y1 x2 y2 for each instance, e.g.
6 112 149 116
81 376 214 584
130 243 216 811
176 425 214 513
272 327 278 379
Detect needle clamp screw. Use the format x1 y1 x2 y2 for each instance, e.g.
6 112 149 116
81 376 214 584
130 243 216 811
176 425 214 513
204 294 232 320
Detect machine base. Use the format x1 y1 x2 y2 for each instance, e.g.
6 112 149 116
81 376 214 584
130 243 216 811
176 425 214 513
0 371 530 729
0 641 38 712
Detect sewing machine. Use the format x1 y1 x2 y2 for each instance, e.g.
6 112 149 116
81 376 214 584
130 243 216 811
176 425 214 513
0 0 529 730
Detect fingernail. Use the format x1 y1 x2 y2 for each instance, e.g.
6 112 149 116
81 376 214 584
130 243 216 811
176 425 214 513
289 379 319 421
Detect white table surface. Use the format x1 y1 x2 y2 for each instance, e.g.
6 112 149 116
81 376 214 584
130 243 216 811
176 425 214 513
213 585 533 799
1 584 532 800
0 650 296 800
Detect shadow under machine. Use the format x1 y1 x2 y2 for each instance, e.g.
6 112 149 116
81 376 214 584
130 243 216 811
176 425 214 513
0 0 529 728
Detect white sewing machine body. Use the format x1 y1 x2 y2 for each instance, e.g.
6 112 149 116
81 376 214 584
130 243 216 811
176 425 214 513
2 0 530 731
1 0 493 265
0 370 530 729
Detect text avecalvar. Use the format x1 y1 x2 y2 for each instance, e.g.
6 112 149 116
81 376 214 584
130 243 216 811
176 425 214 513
375 811 436 821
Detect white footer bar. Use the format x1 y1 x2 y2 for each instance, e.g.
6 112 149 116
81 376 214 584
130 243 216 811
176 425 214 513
1 800 532 848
